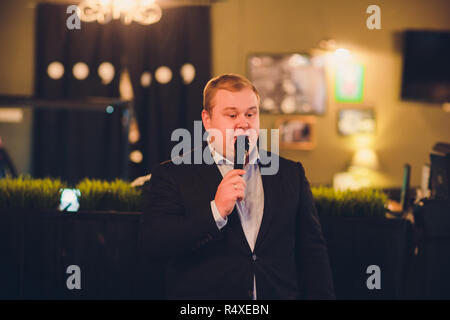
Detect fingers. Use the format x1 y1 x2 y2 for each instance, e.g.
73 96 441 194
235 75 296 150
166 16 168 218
223 178 245 200
218 169 247 205
224 169 246 179
222 171 246 194
231 184 245 193
234 188 245 202
227 175 246 187
214 169 247 216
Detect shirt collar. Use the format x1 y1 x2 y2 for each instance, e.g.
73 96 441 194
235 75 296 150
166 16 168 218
207 142 260 166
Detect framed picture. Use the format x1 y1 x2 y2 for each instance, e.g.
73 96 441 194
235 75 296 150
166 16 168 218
334 63 365 103
276 116 316 150
337 108 375 135
247 53 327 114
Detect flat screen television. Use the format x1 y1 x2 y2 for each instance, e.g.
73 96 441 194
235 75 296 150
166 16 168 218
401 30 450 103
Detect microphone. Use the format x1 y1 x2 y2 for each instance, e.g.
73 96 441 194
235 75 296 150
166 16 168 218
234 135 249 170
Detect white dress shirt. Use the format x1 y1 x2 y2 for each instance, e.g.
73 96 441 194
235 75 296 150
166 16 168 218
208 143 264 300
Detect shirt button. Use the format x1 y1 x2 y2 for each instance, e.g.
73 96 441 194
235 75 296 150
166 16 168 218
252 254 257 261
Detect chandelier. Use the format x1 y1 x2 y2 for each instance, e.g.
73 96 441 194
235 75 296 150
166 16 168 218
77 0 162 25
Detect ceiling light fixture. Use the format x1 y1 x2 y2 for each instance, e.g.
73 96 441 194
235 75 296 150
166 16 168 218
77 0 162 25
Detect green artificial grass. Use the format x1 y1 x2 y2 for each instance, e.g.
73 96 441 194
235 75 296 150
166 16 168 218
1 177 387 217
76 178 142 211
0 176 65 209
311 186 388 218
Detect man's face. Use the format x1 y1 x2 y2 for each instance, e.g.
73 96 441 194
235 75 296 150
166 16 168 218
202 88 260 160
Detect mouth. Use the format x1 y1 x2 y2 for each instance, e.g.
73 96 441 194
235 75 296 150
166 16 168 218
232 135 250 145
232 130 250 142
233 134 250 153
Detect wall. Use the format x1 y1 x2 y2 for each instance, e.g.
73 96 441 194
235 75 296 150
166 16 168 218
1 0 449 187
211 0 450 187
0 0 35 174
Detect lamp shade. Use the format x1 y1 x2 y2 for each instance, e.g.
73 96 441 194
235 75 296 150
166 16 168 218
351 148 379 170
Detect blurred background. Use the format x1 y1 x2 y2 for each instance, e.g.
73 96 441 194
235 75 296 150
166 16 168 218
0 0 449 300
0 0 449 190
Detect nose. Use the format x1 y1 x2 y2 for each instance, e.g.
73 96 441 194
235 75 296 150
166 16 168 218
236 115 249 130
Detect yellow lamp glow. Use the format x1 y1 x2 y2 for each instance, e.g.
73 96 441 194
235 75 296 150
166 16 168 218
351 148 379 171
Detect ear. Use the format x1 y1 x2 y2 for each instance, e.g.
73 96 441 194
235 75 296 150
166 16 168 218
201 109 211 131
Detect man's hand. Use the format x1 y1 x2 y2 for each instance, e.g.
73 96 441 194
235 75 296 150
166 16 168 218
214 169 246 218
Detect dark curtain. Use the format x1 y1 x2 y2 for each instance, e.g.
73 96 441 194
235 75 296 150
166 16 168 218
120 7 211 298
123 6 211 176
33 4 211 183
33 4 125 184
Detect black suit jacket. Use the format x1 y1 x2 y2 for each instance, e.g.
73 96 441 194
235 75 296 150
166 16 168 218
141 146 335 299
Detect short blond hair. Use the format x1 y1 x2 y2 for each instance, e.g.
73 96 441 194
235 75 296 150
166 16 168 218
203 73 260 115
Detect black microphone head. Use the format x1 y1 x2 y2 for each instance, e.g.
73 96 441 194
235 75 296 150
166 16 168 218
234 135 249 170
244 135 249 152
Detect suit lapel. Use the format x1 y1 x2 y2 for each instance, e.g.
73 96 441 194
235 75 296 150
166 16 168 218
194 159 223 201
193 144 281 253
254 161 278 252
193 142 253 254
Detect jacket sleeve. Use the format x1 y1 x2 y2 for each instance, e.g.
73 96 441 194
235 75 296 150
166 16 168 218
141 163 224 261
295 162 335 299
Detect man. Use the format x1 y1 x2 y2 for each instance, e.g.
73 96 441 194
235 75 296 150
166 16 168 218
141 74 334 299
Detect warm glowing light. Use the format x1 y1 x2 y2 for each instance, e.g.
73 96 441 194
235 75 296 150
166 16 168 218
120 69 134 100
78 0 162 25
130 150 143 163
333 171 371 191
128 118 140 143
319 39 337 51
0 108 23 123
47 61 64 80
251 57 262 67
155 66 172 84
140 71 152 87
354 134 373 149
351 148 379 170
334 48 351 60
280 96 296 114
73 62 89 80
98 62 115 85
289 54 308 67
262 98 275 111
180 63 196 85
